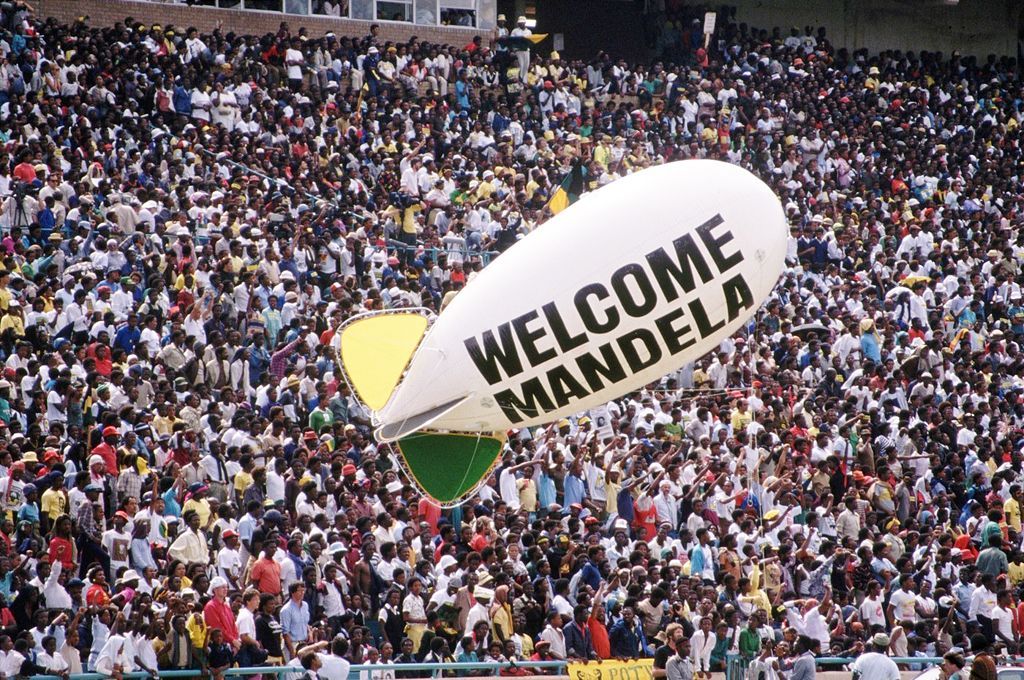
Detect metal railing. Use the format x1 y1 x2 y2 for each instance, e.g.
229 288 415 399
34 653 1024 680
385 239 503 265
726 653 1024 680
32 659 570 680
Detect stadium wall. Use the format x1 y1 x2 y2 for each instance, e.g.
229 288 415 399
692 0 1021 58
34 0 482 44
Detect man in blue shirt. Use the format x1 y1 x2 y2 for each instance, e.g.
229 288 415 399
113 314 141 354
563 460 588 508
580 547 603 590
279 581 311 661
608 606 650 658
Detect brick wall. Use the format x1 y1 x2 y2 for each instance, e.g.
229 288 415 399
35 0 483 44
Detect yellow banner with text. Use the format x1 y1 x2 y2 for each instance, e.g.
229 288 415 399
566 659 655 680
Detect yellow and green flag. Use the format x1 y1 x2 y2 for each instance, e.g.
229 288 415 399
498 33 549 51
547 162 587 215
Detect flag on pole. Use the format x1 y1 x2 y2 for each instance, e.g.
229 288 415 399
498 34 549 51
546 162 587 215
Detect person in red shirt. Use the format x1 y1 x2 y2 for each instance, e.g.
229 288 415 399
48 514 75 571
12 157 37 184
588 580 612 659
85 567 111 606
469 519 493 552
418 496 441 535
91 427 120 477
250 542 282 595
203 576 240 647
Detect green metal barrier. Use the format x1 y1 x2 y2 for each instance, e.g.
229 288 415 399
32 659 570 680
726 653 1024 680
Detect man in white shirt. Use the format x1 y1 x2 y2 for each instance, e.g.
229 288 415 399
510 17 532 81
217 530 243 589
992 589 1017 650
654 480 680 531
858 582 886 628
538 612 566 658
851 633 899 680
463 587 493 639
317 639 352 680
285 39 305 89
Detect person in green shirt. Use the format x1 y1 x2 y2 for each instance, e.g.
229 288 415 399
981 509 1005 547
308 402 334 435
738 613 762 659
454 636 478 676
976 534 1009 578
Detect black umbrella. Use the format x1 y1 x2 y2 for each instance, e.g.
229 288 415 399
792 323 831 340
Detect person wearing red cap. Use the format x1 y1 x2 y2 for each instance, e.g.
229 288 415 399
91 426 120 478
0 461 25 521
101 510 132 577
217 530 243 591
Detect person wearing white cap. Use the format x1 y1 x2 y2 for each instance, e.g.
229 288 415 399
203 576 240 648
510 16 532 82
850 633 899 679
463 586 492 638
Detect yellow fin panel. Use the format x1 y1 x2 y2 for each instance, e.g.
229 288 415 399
339 313 429 411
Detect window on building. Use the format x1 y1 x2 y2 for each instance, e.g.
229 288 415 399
377 0 412 22
218 0 242 8
313 0 349 16
439 0 475 26
351 0 374 19
244 0 284 11
414 0 437 26
284 0 311 14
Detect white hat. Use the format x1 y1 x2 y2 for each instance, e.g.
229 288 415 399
280 270 295 281
118 569 141 584
368 46 379 54
329 542 348 554
386 480 403 494
474 586 495 600
210 576 229 590
517 16 527 22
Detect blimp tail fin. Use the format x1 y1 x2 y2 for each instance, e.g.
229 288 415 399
338 311 430 412
396 430 505 505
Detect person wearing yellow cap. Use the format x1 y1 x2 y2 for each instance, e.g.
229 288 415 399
494 13 510 71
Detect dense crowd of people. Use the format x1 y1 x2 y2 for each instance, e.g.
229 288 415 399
0 1 1022 679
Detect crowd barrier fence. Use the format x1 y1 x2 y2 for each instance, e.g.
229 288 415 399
35 654 1024 680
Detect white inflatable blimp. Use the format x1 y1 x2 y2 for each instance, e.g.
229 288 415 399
338 160 787 503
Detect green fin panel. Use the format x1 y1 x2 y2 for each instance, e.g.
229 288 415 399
396 431 505 504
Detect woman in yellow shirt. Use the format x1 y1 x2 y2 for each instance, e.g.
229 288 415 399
0 303 24 337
